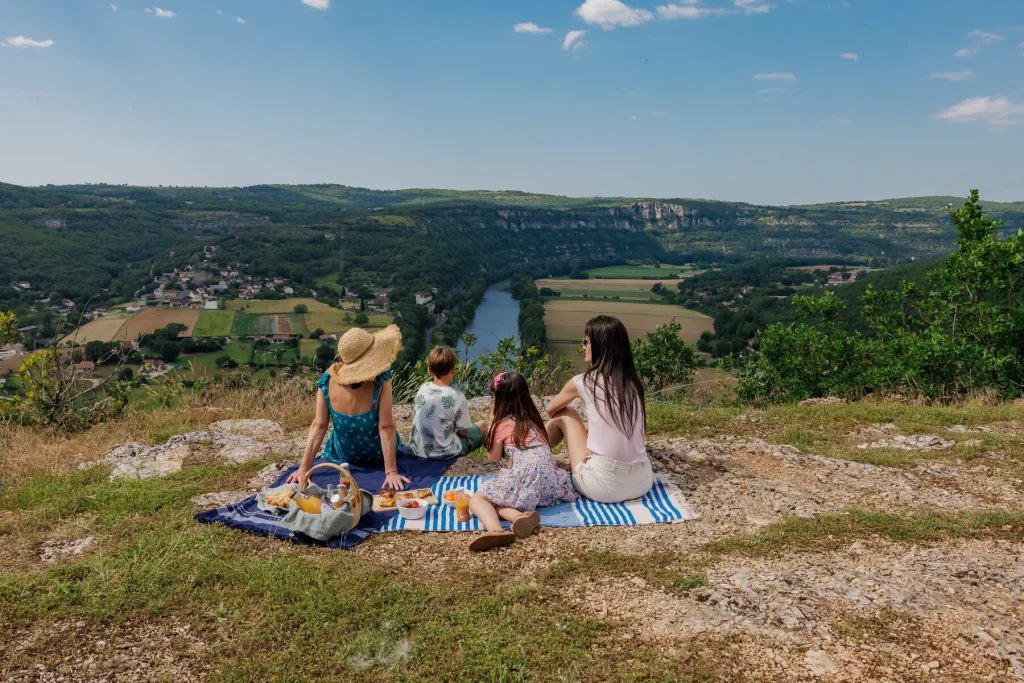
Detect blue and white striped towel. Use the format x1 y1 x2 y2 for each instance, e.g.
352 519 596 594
378 474 699 533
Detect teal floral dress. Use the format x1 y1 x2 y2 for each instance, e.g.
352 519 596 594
318 370 398 465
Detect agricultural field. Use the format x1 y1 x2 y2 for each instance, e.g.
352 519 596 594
225 298 323 314
114 307 199 341
58 312 135 345
192 310 236 337
583 264 702 279
536 278 684 302
299 338 325 359
225 298 388 334
543 298 714 371
233 313 309 336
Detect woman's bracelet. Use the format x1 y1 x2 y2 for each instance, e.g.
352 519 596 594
385 468 398 476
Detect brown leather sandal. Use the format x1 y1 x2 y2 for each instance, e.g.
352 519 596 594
511 511 541 539
468 530 516 552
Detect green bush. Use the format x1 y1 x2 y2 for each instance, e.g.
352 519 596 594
737 191 1024 403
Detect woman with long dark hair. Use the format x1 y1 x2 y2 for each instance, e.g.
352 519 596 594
545 315 654 503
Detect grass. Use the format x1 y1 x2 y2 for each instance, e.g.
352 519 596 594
584 264 690 279
193 310 236 336
702 509 1024 557
299 338 324 359
2 388 1024 679
646 397 1024 471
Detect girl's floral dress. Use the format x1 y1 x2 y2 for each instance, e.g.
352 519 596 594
478 420 577 511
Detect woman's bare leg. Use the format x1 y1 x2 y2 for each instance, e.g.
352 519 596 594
546 407 590 470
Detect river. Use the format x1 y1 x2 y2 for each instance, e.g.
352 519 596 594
458 280 520 361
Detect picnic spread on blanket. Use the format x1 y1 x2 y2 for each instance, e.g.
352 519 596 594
195 454 698 548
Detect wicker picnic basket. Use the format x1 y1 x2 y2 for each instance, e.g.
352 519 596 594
282 462 367 541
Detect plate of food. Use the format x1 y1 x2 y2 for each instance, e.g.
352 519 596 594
373 487 438 513
441 489 466 508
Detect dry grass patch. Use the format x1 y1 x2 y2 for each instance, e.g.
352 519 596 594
58 313 133 345
114 307 199 340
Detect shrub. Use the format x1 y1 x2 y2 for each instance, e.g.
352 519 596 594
631 321 697 394
737 191 1024 403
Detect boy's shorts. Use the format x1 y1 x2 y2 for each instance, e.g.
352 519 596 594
458 424 485 455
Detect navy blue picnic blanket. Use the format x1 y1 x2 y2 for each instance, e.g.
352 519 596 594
194 454 454 549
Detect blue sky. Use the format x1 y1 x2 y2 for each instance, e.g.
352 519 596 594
1 0 1021 205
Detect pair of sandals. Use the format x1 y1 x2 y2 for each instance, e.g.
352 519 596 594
468 511 541 552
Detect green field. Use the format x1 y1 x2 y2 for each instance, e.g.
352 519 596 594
193 310 236 336
299 338 324 359
178 342 256 370
232 313 309 336
252 346 300 367
223 297 389 334
584 264 694 279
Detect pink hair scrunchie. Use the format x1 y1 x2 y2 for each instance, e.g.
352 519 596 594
492 372 508 390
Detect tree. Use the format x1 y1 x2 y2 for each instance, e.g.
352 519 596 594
309 328 325 339
631 321 698 394
315 344 336 371
85 340 108 363
160 342 181 363
294 303 309 314
738 191 1024 403
354 312 370 326
0 311 15 346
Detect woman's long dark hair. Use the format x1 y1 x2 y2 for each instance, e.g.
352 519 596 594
583 315 646 434
485 372 549 450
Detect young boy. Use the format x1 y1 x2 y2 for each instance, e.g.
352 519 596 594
409 346 485 459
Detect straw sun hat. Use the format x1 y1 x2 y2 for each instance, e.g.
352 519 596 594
328 325 403 386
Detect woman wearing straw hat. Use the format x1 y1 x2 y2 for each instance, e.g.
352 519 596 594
288 325 411 491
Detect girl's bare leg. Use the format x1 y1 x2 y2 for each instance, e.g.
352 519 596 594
497 507 525 524
546 407 590 470
469 493 503 532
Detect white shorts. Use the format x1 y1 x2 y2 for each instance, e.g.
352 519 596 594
572 453 654 504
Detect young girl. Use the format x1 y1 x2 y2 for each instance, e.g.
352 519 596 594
545 315 654 504
467 372 577 552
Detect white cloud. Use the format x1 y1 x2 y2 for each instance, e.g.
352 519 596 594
146 7 176 18
301 0 330 9
630 115 638 120
840 52 858 61
652 110 668 116
955 47 978 58
734 0 774 15
657 4 713 20
930 70 974 81
236 16 245 24
754 72 795 81
967 29 1003 45
574 0 654 29
934 96 1024 130
822 117 852 125
563 30 587 50
110 3 118 10
514 23 553 34
4 36 55 48
217 9 224 15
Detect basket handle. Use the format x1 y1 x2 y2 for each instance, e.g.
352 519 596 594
299 462 362 520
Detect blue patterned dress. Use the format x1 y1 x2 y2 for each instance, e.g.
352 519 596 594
318 369 398 465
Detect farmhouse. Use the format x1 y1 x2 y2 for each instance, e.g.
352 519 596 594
414 292 433 306
72 360 95 372
319 333 338 343
271 335 290 344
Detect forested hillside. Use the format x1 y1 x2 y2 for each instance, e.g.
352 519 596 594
3 182 1021 345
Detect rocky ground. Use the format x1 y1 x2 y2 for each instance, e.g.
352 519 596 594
8 399 1024 681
